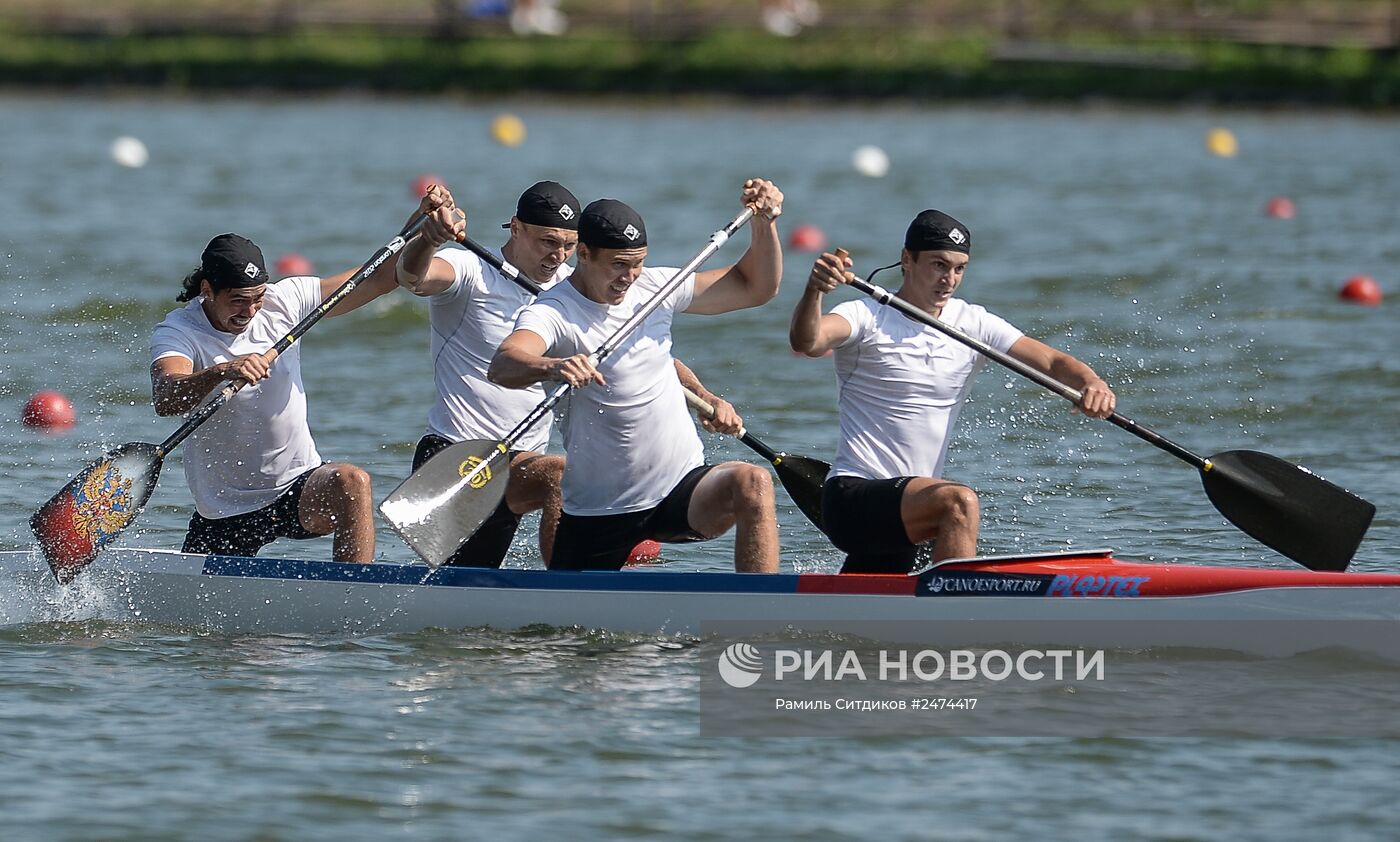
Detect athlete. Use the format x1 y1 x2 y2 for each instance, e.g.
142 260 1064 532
489 180 785 573
396 182 744 567
151 230 404 562
789 209 1117 573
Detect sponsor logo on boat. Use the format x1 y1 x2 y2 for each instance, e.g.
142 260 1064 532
918 572 1051 596
1046 574 1149 597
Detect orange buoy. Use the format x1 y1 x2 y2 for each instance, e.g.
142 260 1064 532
1338 275 1383 306
22 390 76 432
1264 196 1295 219
275 253 314 278
624 539 662 566
789 224 827 252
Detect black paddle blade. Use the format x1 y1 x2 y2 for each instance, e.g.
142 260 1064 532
379 439 510 568
773 453 830 533
1201 449 1375 572
30 442 163 583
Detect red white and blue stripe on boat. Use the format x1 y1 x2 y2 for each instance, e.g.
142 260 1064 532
200 549 1400 598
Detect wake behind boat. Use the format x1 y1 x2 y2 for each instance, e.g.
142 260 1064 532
4 548 1400 638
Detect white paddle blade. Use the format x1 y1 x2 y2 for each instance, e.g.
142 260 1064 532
378 439 510 568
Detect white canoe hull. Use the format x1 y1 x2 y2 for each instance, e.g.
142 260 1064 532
5 548 1400 640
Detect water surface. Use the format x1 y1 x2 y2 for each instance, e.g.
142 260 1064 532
1 94 1397 840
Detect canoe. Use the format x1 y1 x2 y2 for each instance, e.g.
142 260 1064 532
4 547 1400 637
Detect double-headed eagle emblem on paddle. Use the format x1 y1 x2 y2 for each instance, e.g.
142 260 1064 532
72 461 136 543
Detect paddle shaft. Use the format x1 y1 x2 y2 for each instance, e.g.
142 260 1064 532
157 213 430 458
461 208 756 485
681 389 783 463
836 252 1208 471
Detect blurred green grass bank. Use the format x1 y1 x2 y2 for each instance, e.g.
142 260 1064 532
1 0 1398 106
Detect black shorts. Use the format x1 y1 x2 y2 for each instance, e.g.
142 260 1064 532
550 464 716 571
414 434 525 569
822 475 918 574
183 466 321 557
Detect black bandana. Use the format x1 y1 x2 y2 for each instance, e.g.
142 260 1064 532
579 199 647 249
904 210 971 255
201 233 268 289
505 181 580 230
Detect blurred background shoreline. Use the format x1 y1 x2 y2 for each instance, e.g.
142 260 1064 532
2 0 1399 107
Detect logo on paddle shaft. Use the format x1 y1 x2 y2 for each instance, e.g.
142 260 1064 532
458 456 492 489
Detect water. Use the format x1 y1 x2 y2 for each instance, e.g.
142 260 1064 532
1 93 1398 839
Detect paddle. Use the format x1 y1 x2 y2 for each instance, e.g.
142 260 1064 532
681 390 828 532
31 213 432 583
380 208 756 567
833 248 1376 572
452 231 830 532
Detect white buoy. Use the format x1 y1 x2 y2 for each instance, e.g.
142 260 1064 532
110 136 149 168
852 145 889 178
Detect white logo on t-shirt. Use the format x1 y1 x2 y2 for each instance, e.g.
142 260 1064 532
948 228 966 245
623 224 641 242
244 262 260 278
558 204 575 220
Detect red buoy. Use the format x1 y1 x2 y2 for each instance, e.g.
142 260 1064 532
411 174 443 199
1338 275 1383 306
275 253 314 278
22 390 76 432
1264 196 1295 219
788 224 827 253
624 539 662 566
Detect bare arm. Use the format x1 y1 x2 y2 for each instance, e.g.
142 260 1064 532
151 353 270 416
673 359 715 403
789 251 854 356
316 186 463 313
394 184 466 297
686 179 785 316
673 359 742 434
1006 336 1117 418
489 329 605 390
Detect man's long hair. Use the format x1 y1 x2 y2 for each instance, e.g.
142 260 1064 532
176 266 206 302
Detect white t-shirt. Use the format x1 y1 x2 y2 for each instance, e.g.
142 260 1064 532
423 245 566 453
829 296 1023 481
150 276 324 519
513 267 703 516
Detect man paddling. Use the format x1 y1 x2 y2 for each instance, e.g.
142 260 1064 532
151 231 403 563
789 209 1117 573
488 181 785 572
395 181 743 567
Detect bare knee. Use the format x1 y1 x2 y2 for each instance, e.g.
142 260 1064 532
508 453 563 513
730 464 774 510
934 484 979 527
326 464 372 506
534 454 566 489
